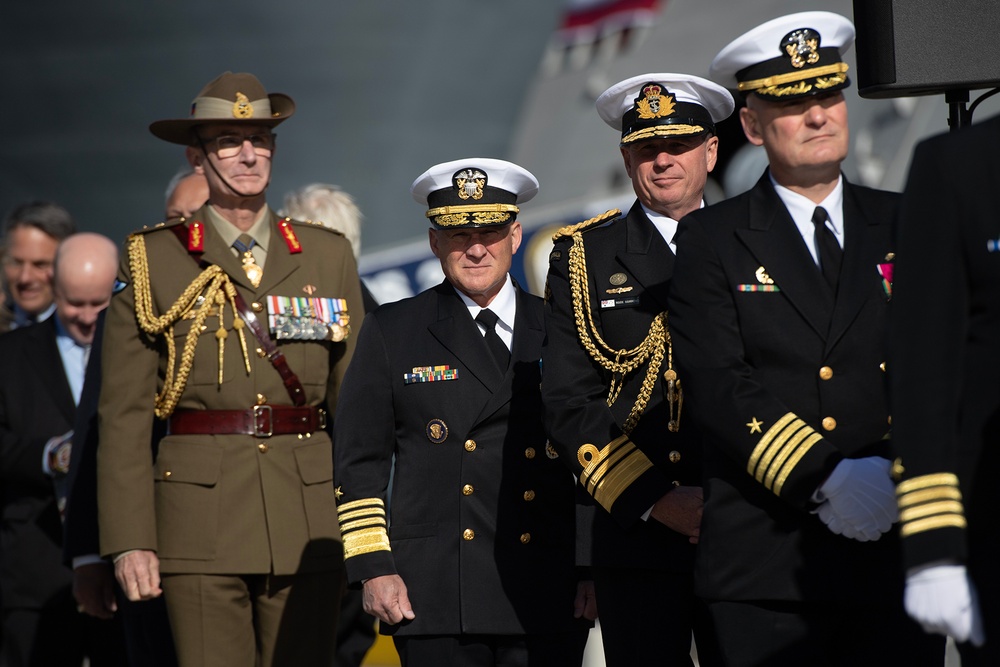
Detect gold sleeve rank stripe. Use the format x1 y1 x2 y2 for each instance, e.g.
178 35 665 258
896 473 967 538
578 435 653 512
747 412 822 496
337 497 391 559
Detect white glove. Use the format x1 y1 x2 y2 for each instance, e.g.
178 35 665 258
815 457 897 541
905 564 985 646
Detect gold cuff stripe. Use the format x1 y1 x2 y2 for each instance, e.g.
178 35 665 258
900 501 966 524
773 433 823 497
900 514 967 538
343 527 392 560
337 497 385 513
898 487 962 508
582 435 633 496
747 412 797 474
622 124 706 144
338 507 386 523
761 421 811 489
340 517 387 532
738 63 849 92
579 435 653 512
425 204 520 218
896 473 960 495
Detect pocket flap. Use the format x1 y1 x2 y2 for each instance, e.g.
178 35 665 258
154 441 223 486
294 441 334 485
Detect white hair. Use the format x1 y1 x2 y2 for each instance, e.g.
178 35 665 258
281 184 363 259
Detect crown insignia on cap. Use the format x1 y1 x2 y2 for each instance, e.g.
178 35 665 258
635 84 676 120
454 169 486 201
783 29 821 69
232 91 254 119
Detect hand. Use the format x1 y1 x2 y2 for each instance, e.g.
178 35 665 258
73 562 118 619
650 486 703 544
815 457 897 542
362 574 415 625
574 580 598 621
905 565 985 646
113 549 162 601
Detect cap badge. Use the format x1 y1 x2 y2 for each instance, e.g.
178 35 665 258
636 84 676 120
454 169 486 201
783 28 821 69
232 91 254 119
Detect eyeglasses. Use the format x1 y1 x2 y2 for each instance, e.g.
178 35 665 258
199 132 275 159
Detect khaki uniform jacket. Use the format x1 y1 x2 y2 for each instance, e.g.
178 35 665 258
97 205 363 575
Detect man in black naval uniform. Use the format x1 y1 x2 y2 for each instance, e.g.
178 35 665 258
541 73 733 666
890 115 1000 663
334 158 591 667
667 11 944 666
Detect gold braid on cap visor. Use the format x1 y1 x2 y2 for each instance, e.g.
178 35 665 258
738 62 849 92
426 203 519 227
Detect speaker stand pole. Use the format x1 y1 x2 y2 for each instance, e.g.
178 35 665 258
946 89 971 132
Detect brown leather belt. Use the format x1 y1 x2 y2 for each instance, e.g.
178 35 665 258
167 406 326 437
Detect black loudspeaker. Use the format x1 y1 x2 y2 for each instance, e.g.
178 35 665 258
853 0 1000 99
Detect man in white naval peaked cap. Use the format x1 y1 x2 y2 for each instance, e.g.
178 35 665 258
666 12 946 666
335 159 592 666
542 73 733 667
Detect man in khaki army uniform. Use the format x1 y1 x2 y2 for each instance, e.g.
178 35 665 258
97 72 364 667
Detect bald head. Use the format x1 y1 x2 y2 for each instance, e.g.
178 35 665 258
53 233 119 345
165 171 209 218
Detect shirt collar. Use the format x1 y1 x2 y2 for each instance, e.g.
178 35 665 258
205 205 271 251
640 201 704 253
771 174 845 238
454 274 516 333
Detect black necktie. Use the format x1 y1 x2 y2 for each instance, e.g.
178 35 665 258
475 308 510 374
812 206 842 292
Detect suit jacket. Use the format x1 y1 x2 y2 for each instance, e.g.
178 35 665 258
97 205 363 576
0 316 76 609
334 280 582 636
889 114 1000 576
668 173 901 602
542 201 701 571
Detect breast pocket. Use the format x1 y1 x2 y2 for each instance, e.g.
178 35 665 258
170 316 236 386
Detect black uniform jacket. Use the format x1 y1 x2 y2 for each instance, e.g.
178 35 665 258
542 202 701 571
668 173 902 602
890 114 1000 574
334 280 580 636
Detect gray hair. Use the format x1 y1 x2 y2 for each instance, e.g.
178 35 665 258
282 184 363 259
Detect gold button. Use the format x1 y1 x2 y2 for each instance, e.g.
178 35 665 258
256 347 267 358
200 324 208 331
888 415 892 426
252 301 264 313
880 362 886 372
819 366 833 380
668 450 681 464
462 484 474 496
523 490 536 502
464 439 476 452
520 533 531 544
164 471 172 479
256 393 267 405
672 480 680 487
463 529 475 541
524 447 536 459
258 443 268 453
822 417 837 431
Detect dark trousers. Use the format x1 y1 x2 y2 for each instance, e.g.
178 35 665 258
1 586 127 667
706 598 945 667
117 590 177 667
393 631 589 667
593 565 718 667
333 587 376 667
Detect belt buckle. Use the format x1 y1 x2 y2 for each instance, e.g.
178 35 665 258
253 405 273 437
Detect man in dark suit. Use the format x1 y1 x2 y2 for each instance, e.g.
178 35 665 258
889 114 1000 663
0 232 124 666
666 12 943 666
541 73 733 666
334 158 591 666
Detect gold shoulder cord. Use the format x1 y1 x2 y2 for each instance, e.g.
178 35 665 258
128 234 252 419
567 231 682 434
